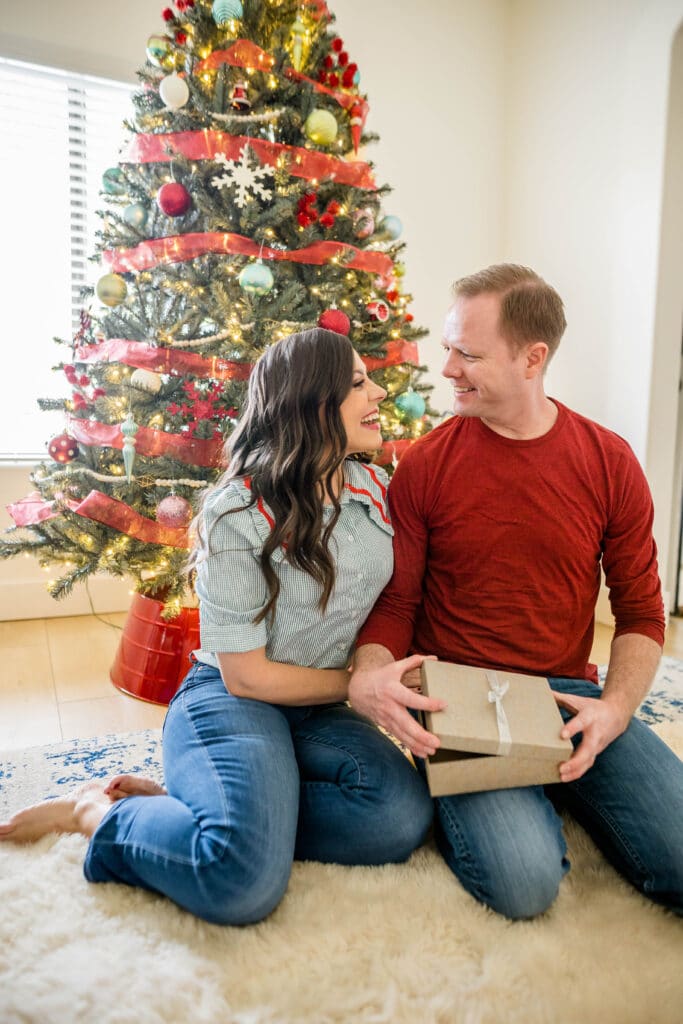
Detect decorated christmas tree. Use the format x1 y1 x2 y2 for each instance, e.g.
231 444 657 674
2 0 435 618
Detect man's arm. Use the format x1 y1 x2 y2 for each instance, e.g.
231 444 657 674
553 632 661 782
348 644 445 759
356 446 431 660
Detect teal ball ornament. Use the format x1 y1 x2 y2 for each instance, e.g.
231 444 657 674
379 215 403 240
102 167 125 195
238 260 274 296
146 35 171 68
123 202 148 230
304 109 338 146
96 273 128 308
212 0 243 26
395 389 426 421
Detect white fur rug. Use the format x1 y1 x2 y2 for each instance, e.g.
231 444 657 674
1 667 682 1024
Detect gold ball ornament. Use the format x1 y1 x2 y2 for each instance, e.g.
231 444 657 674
130 368 163 394
96 273 128 308
304 109 338 146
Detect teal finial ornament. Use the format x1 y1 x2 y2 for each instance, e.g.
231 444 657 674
121 411 139 483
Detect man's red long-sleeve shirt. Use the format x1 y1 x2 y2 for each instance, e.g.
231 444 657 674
358 401 665 683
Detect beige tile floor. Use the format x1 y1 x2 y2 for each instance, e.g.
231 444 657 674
0 613 682 751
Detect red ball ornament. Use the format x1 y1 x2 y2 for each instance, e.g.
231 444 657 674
157 182 191 217
318 309 351 335
156 494 193 528
162 7 174 20
48 433 79 464
332 38 343 52
175 30 187 44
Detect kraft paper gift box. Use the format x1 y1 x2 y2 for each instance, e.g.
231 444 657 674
419 661 573 797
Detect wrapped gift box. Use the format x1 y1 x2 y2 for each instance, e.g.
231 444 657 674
420 661 573 797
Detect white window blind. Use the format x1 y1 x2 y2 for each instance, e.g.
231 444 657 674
0 58 133 461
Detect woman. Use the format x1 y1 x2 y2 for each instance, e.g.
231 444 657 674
1 329 441 925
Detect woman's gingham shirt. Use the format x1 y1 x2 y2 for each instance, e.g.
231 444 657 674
194 460 394 670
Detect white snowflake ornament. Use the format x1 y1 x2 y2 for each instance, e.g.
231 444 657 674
210 144 274 209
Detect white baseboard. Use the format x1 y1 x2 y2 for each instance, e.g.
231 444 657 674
0 576 132 621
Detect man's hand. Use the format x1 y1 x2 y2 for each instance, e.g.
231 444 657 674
348 654 446 758
552 692 630 783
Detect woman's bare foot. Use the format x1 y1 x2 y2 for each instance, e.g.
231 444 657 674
0 781 112 844
104 774 167 800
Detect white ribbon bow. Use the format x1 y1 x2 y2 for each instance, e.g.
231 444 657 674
486 671 512 756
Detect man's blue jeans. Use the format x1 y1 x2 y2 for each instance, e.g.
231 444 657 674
84 661 433 924
432 676 683 919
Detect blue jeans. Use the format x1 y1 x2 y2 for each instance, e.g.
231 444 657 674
432 677 683 919
84 662 433 924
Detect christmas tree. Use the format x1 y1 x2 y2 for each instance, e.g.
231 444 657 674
1 0 435 617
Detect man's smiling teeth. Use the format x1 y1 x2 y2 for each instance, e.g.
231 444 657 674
453 386 475 393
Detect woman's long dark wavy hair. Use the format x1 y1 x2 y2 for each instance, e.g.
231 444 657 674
189 328 357 623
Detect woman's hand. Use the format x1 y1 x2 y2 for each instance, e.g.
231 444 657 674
348 654 446 758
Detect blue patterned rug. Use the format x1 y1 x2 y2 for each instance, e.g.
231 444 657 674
1 657 681 816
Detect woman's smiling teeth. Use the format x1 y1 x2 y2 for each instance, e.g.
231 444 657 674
361 412 380 427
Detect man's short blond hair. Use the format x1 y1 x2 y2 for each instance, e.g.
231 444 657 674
453 264 567 359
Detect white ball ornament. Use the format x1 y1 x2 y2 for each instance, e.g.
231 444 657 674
130 368 163 394
159 73 190 111
304 109 338 146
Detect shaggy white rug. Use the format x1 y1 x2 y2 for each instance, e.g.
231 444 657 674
1 666 682 1024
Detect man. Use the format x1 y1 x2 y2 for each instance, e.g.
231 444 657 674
349 263 683 919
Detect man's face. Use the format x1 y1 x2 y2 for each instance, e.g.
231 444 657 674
441 293 531 429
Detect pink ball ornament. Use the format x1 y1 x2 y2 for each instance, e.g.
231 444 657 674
156 495 193 528
157 182 192 217
353 207 375 240
318 309 351 335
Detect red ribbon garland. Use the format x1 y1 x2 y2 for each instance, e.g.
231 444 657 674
104 232 394 278
75 340 253 381
74 338 417 377
6 490 187 547
8 492 78 527
66 416 223 468
72 491 189 548
119 130 375 190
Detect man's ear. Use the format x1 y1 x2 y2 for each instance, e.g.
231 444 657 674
525 342 549 378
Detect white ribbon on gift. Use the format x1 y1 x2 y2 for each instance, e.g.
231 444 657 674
486 671 512 755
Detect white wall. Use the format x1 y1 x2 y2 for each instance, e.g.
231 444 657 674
503 0 683 598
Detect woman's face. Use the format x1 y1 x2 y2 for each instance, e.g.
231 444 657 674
339 352 387 454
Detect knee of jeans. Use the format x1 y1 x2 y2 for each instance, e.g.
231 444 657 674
483 855 564 921
643 840 683 915
371 771 434 862
187 852 292 926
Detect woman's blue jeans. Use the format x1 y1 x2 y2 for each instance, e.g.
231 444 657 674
432 676 683 919
84 662 433 924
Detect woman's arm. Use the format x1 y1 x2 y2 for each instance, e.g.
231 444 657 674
217 648 350 706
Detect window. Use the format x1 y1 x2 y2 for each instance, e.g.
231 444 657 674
0 58 133 461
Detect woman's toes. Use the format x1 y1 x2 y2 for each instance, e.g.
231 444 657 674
104 774 166 799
